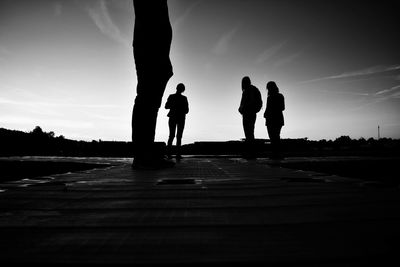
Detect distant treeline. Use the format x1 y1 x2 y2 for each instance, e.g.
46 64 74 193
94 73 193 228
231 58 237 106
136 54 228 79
0 127 132 157
1 127 399 157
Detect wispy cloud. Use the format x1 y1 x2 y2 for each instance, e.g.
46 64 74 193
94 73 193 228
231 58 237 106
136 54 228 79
86 0 128 46
314 84 400 100
212 26 240 56
375 85 400 96
0 96 118 109
301 65 400 84
389 91 400 98
314 88 370 97
373 85 400 102
273 51 303 68
255 42 286 64
0 115 94 129
172 1 201 31
346 84 400 111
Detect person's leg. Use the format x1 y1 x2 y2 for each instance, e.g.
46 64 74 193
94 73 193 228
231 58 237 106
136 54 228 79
131 0 174 168
132 78 168 163
175 117 186 159
267 124 275 157
167 117 176 146
167 117 177 158
275 125 283 158
242 114 256 141
267 124 282 159
242 114 256 158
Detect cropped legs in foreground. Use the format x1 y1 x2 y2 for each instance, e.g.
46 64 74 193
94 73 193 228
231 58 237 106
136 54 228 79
131 0 174 168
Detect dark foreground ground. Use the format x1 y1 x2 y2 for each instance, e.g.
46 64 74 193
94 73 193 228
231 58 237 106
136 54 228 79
275 157 400 186
0 156 399 266
0 159 112 183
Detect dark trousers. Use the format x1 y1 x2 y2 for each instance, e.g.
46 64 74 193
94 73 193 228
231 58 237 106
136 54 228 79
131 0 172 162
242 113 256 141
131 77 170 161
242 113 257 157
167 116 186 155
267 124 282 157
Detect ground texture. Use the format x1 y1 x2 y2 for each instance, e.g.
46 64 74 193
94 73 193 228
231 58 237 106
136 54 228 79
0 157 399 266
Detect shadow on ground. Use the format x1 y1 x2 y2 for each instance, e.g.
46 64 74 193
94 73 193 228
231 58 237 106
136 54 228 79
274 157 400 186
0 160 112 183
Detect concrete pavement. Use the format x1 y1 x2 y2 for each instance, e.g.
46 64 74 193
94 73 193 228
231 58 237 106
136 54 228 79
0 157 399 266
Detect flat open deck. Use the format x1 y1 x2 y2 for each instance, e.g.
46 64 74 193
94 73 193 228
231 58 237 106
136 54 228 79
0 157 399 266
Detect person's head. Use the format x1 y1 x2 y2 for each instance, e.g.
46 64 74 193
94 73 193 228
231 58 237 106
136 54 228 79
267 81 279 95
176 83 185 94
242 76 251 90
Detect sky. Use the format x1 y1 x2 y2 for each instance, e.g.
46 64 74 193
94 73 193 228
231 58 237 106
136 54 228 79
1 0 399 143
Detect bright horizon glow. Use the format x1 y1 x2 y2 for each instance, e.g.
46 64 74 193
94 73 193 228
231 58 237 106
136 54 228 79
1 0 399 143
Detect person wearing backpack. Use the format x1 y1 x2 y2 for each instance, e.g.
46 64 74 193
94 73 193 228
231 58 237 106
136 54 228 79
238 76 262 159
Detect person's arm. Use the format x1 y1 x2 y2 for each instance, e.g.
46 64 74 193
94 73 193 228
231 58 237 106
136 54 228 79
238 91 246 114
281 95 285 111
256 89 262 113
264 97 269 118
165 95 172 109
184 97 189 114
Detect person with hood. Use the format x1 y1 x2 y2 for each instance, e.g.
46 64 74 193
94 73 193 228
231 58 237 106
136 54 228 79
238 76 262 159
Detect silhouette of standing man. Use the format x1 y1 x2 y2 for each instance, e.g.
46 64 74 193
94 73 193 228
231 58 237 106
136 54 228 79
264 81 285 159
165 83 189 160
238 76 262 159
131 0 174 169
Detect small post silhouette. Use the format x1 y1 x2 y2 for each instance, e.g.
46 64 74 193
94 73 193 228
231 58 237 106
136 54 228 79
378 125 380 140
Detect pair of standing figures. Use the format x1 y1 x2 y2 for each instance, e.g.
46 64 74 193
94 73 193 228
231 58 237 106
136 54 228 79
239 76 285 159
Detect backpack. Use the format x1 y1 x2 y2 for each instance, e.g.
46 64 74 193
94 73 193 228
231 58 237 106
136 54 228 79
253 87 263 113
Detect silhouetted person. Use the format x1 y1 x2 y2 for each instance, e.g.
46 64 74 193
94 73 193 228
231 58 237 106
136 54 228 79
264 81 285 159
238 76 262 159
131 0 174 169
165 83 189 160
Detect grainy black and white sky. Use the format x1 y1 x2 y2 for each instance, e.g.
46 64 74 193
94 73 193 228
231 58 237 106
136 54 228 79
1 0 399 142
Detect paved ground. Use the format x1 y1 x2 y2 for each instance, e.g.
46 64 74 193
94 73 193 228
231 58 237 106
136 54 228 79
0 157 399 266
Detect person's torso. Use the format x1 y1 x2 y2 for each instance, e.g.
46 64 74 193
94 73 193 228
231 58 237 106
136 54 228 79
167 94 188 117
266 93 284 113
242 85 262 113
265 93 284 125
